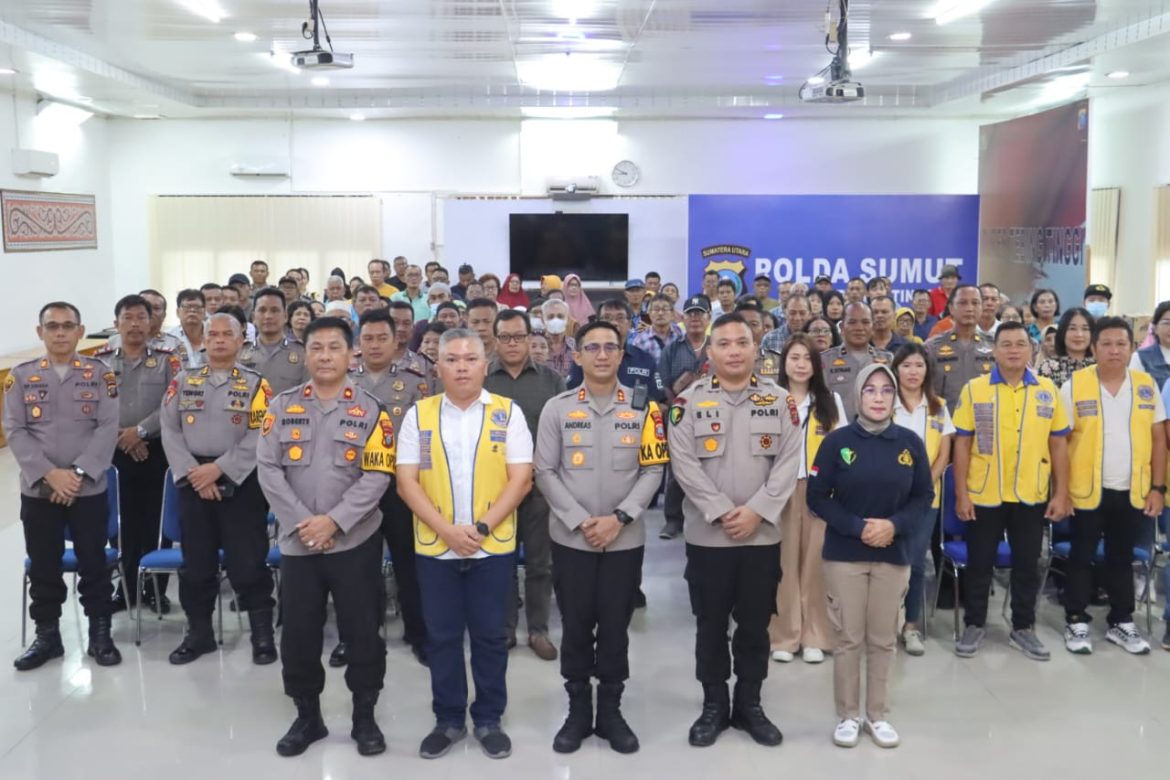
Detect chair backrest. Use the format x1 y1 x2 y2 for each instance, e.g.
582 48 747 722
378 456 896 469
161 469 182 544
940 466 965 537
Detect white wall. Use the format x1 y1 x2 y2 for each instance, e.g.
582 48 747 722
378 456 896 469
1089 82 1170 316
0 93 114 353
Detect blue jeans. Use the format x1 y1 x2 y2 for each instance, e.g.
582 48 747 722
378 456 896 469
416 553 513 729
903 506 938 625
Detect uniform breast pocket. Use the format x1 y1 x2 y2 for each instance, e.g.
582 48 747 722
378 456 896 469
24 395 51 423
72 387 99 421
564 429 594 470
279 425 313 467
333 425 365 468
694 420 725 459
749 418 781 457
612 437 639 471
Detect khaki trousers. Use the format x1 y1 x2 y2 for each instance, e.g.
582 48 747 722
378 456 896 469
768 480 832 652
823 560 910 722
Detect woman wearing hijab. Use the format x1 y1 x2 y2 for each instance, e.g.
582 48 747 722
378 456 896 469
497 272 532 310
564 273 595 325
807 364 934 750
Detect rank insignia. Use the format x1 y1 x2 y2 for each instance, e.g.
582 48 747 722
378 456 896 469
288 445 303 461
571 451 586 466
704 438 719 452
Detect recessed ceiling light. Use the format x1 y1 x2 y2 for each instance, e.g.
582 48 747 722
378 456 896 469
763 113 785 120
887 32 912 41
234 31 258 42
0 67 17 75
311 76 330 87
807 75 826 85
1106 70 1130 79
517 53 622 92
349 113 366 121
764 74 784 81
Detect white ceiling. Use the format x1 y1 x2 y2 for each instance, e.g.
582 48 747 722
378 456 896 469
0 0 1168 119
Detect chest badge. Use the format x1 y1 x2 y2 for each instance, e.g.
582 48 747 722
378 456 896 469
704 438 719 452
345 448 357 462
288 445 304 461
898 449 914 467
31 405 42 419
145 357 158 368
185 414 196 425
291 428 302 441
393 380 405 391
571 451 586 466
840 447 856 465
289 352 299 363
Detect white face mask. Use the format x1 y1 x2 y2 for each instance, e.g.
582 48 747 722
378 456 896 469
545 317 568 335
1085 300 1109 319
530 316 544 332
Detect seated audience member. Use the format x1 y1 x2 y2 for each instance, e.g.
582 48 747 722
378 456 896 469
911 289 938 341
929 265 960 317
450 264 476 300
754 274 780 312
1036 308 1096 387
632 295 684 364
419 322 446 363
804 316 840 354
807 290 825 317
528 331 550 365
895 307 921 344
287 300 315 343
479 274 502 306
497 273 531 310
1028 288 1061 341
540 299 577 378
391 265 429 321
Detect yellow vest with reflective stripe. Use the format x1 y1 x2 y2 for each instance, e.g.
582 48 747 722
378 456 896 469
1068 366 1156 511
412 393 517 557
923 408 945 509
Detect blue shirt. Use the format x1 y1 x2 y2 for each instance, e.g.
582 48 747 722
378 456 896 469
913 315 938 342
567 343 665 403
807 422 934 565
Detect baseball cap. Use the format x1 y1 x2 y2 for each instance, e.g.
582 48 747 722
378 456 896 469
683 294 711 314
228 273 250 286
940 264 961 279
625 278 646 290
814 275 832 284
1083 283 1112 300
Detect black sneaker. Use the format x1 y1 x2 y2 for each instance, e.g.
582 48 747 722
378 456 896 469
658 521 682 540
419 725 467 759
474 725 512 759
1162 629 1170 651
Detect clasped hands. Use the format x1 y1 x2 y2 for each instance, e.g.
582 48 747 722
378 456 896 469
718 506 764 541
297 515 339 552
861 517 895 548
116 427 149 462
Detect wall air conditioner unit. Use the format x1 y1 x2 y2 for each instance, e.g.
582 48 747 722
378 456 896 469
228 156 291 177
547 175 602 201
12 148 60 177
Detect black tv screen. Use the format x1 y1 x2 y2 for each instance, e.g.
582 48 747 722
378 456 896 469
509 213 629 282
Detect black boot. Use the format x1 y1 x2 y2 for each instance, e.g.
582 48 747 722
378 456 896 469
14 622 64 671
168 618 217 665
86 616 122 666
688 683 730 747
552 680 593 753
595 682 639 754
730 679 783 746
351 691 386 756
329 642 348 667
276 697 329 757
248 609 278 665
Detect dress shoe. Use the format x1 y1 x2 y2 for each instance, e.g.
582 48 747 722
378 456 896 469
688 683 730 747
169 620 217 665
143 589 172 615
553 680 592 753
14 623 64 671
86 616 122 666
351 691 386 756
276 697 328 757
249 609 278 665
329 641 348 667
595 682 639 753
529 633 558 661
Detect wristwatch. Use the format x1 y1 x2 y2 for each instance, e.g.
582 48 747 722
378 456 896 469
1152 485 1167 495
136 424 149 439
614 509 635 526
72 466 88 480
475 521 491 537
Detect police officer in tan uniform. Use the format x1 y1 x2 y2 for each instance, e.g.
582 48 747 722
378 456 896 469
160 312 276 666
820 302 892 421
241 287 308 394
535 320 668 755
258 316 397 758
4 301 122 670
925 284 994 412
668 312 802 749
736 299 781 382
96 294 182 614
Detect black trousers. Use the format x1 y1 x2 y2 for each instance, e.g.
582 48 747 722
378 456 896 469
964 502 1045 630
113 443 171 602
22 493 112 622
664 466 685 527
177 473 273 620
552 543 644 683
1064 489 1144 626
281 533 387 698
380 488 426 648
685 543 781 685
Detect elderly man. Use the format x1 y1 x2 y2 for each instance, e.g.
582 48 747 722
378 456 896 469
392 265 430 322
541 298 577 377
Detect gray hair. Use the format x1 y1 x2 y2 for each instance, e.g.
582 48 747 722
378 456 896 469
207 312 242 336
438 327 484 356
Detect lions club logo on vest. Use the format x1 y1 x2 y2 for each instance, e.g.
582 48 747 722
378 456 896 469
491 409 508 427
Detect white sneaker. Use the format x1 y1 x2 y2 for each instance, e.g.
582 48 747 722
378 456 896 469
865 720 900 748
1064 622 1092 654
771 649 795 663
832 718 862 748
901 628 925 657
1106 622 1151 655
801 647 825 664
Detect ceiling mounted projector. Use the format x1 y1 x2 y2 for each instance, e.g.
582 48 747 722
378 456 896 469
292 0 354 70
799 0 865 104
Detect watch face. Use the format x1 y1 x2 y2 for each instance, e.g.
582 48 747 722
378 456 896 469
612 160 640 188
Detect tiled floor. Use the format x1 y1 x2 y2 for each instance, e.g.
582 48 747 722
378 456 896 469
2 444 1169 779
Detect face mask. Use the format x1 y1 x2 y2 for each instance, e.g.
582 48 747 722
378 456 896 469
429 303 440 318
530 317 544 332
1085 301 1108 318
545 317 567 335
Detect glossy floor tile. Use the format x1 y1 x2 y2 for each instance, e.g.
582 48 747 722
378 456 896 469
2 444 1169 779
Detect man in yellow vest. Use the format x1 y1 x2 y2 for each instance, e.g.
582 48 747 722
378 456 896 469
952 321 1072 661
1060 317 1165 655
395 328 534 761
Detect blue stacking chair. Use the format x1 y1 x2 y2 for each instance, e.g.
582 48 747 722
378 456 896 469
21 466 125 646
265 513 282 573
135 470 225 646
931 468 1013 640
1046 523 1154 633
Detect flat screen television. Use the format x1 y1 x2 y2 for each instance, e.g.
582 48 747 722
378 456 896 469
509 213 629 282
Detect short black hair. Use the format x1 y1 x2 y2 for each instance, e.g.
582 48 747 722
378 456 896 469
575 320 622 346
424 261 440 271
911 288 931 299
199 282 222 293
734 298 764 314
494 308 531 335
644 271 661 281
753 273 771 283
358 307 395 334
979 282 1001 294
716 278 736 291
993 320 1029 343
286 299 315 325
865 277 885 290
432 265 449 276
217 305 248 330
1029 288 1062 319
303 315 354 349
139 289 166 306
424 321 448 336
848 276 864 285
388 300 416 320
710 312 749 334
115 294 151 318
368 258 390 272
277 276 298 287
40 301 81 324
252 286 286 308
1153 301 1170 328
435 301 461 317
868 295 896 310
1092 315 1133 345
250 259 268 269
598 298 635 320
458 264 474 276
949 283 981 306
176 288 205 307
703 269 719 278
466 297 498 313
354 284 382 299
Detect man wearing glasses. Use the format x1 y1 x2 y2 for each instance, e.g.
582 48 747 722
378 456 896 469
567 299 664 406
485 310 566 661
169 288 209 369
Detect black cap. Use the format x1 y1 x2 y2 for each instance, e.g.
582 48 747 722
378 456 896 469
1083 283 1112 300
814 275 832 284
683 294 711 313
940 264 961 279
228 273 250 286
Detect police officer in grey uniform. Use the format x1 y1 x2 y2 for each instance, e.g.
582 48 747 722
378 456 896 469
536 320 669 755
925 284 994 412
668 312 802 748
736 299 781 383
820 302 892 421
96 294 182 613
258 316 396 758
4 301 122 670
241 287 308 394
160 312 276 666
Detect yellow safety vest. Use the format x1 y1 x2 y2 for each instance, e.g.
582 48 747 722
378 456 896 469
412 393 518 557
1068 366 1157 511
956 371 1067 506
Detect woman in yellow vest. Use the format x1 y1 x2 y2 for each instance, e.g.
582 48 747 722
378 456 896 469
1059 317 1166 656
395 328 535 761
768 335 848 664
891 343 954 656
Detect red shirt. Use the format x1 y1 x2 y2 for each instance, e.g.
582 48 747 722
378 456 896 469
929 286 950 318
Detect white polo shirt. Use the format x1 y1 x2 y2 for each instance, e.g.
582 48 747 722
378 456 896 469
1061 374 1166 491
893 395 956 452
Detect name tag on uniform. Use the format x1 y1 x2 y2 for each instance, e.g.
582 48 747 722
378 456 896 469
1036 405 1054 419
1075 400 1098 417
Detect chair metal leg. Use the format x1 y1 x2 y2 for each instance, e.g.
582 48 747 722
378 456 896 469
151 574 162 619
931 561 943 618
953 564 963 641
117 563 130 613
216 583 224 646
135 568 145 646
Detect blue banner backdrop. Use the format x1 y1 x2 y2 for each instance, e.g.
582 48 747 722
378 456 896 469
687 195 981 306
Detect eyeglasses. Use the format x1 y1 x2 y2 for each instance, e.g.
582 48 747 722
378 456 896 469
496 334 528 344
580 343 622 355
861 386 897 398
180 303 205 312
808 327 833 335
600 314 629 323
42 321 79 332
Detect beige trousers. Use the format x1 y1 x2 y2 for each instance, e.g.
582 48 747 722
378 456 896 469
823 560 910 722
768 480 832 652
